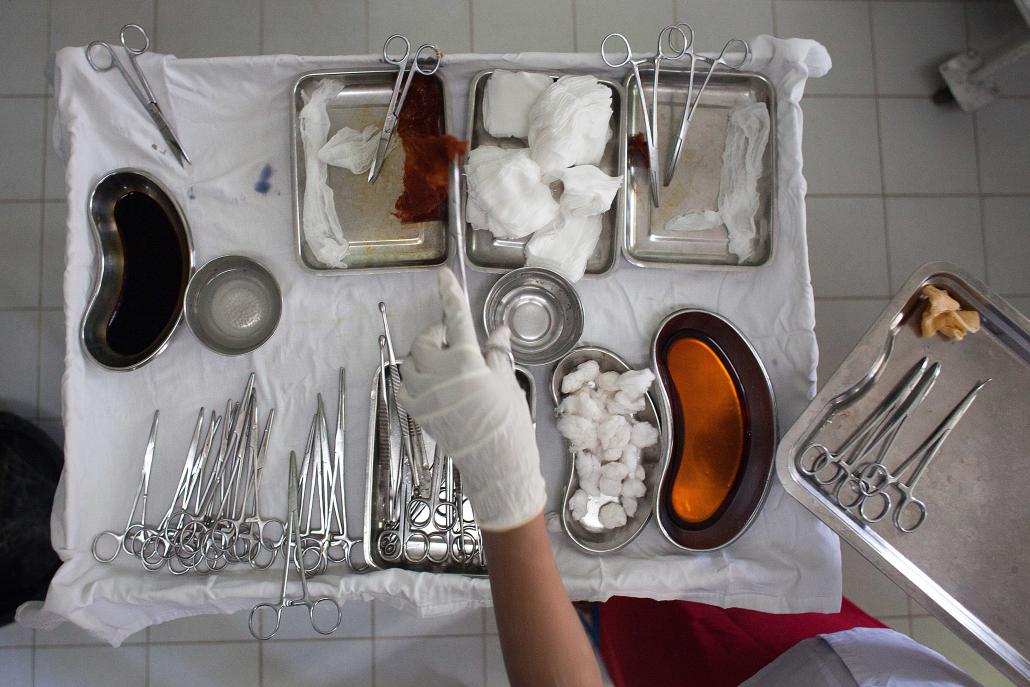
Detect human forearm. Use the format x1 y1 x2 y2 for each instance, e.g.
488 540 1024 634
483 515 602 687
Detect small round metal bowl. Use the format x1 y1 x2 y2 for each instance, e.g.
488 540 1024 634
483 267 584 365
184 256 282 356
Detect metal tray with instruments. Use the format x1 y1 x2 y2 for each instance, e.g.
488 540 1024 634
623 68 776 269
290 69 458 274
462 69 626 276
776 262 1030 683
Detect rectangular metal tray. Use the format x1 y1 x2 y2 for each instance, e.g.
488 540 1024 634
290 69 458 273
776 262 1030 683
462 69 626 276
623 68 776 269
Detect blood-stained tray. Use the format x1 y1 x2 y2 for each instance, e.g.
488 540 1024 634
776 262 1030 683
290 69 458 273
462 69 625 276
623 68 776 269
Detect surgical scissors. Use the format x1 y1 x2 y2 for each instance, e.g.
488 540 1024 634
92 410 158 563
665 37 751 185
85 24 191 167
368 34 443 183
601 26 689 208
250 451 342 640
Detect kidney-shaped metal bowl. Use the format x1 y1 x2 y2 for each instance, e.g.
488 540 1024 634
551 346 666 554
651 309 776 551
82 169 194 370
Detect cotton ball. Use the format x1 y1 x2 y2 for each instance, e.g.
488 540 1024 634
622 478 646 498
630 421 659 449
598 415 631 451
573 389 607 422
607 390 645 415
569 489 589 521
622 496 638 518
558 393 581 417
561 360 601 394
557 415 598 452
635 465 646 480
616 368 656 400
599 476 623 497
575 450 601 479
601 462 629 481
620 444 641 474
599 502 628 529
597 371 620 392
602 447 623 463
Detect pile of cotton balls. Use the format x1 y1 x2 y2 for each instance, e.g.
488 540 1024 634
556 361 659 530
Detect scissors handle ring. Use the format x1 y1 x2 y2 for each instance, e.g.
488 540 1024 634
657 24 690 60
893 496 927 533
712 38 751 70
413 44 442 75
601 33 634 68
383 34 411 65
858 489 891 523
91 529 125 563
85 41 118 72
249 603 282 640
346 538 372 573
120 24 150 54
309 597 343 635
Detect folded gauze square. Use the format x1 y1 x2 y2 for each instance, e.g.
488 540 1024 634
465 145 560 239
528 75 612 181
483 70 554 139
525 211 603 282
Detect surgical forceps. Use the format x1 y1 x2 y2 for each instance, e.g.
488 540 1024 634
368 34 443 183
665 36 751 185
380 302 431 490
861 380 990 533
85 24 191 167
92 410 158 563
250 451 342 640
601 26 690 208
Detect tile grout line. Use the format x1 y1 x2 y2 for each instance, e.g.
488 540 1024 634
468 0 475 52
865 0 894 295
963 0 991 287
257 0 265 55
144 628 150 687
34 0 54 425
370 600 376 686
152 0 159 49
571 0 579 52
365 0 371 53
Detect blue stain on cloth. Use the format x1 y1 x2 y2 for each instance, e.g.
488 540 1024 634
254 164 273 194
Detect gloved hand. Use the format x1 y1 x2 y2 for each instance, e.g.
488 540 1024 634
399 268 546 531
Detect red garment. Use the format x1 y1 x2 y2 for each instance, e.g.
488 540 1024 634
598 597 886 687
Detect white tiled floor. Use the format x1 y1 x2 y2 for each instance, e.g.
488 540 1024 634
1 0 1027 685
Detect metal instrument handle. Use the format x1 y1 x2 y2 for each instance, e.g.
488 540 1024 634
600 33 634 68
119 24 157 104
657 24 691 61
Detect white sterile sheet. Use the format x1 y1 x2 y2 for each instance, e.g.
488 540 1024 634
20 38 838 646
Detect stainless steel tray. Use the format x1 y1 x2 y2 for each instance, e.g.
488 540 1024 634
623 68 776 269
776 262 1030 683
290 69 457 273
462 69 626 276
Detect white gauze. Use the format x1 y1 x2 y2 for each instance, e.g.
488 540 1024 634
483 70 554 139
664 102 770 262
299 79 349 267
558 165 622 217
528 75 612 181
465 146 559 239
525 212 602 283
318 124 381 174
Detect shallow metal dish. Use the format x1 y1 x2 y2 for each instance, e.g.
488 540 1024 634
551 346 664 554
777 262 1030 683
290 69 456 273
623 68 776 269
483 267 584 366
184 255 282 355
651 309 777 550
462 69 626 276
81 168 194 371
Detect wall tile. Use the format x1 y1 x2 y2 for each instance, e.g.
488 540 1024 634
983 197 1030 295
473 0 574 53
885 197 985 290
574 0 672 54
38 309 64 419
149 610 254 643
375 636 484 686
871 1 966 95
41 202 67 308
156 0 261 57
774 0 875 95
51 0 156 52
262 0 368 56
263 637 373 687
149 642 259 687
485 634 509 687
0 0 49 94
0 203 42 308
0 623 33 647
0 98 45 200
878 98 977 194
369 0 472 53
675 0 774 54
976 99 1030 194
374 602 483 637
44 98 65 201
0 648 31 687
35 646 146 687
802 97 882 194
36 619 144 645
807 197 889 297
0 310 40 418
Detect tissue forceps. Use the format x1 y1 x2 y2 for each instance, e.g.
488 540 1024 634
85 24 191 167
250 451 342 640
368 34 443 183
665 37 751 185
601 27 689 208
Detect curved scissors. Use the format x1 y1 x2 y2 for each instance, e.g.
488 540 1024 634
368 34 443 183
601 26 689 208
665 36 750 184
85 24 191 166
250 452 342 640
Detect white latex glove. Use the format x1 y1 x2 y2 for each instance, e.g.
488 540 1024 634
399 268 546 531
